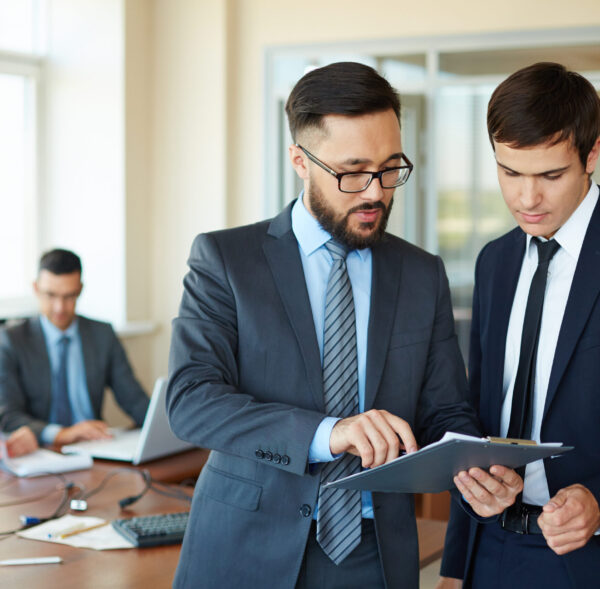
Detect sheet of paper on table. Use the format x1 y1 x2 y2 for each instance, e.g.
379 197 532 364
0 448 92 477
17 514 134 550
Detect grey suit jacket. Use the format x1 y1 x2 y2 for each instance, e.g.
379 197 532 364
167 202 480 589
0 315 149 437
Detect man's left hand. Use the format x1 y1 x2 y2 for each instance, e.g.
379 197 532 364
453 465 523 517
538 484 600 555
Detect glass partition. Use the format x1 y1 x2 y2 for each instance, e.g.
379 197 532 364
266 31 600 356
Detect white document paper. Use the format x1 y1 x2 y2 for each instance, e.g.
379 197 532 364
0 448 92 477
17 514 134 550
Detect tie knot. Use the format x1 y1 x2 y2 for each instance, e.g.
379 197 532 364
325 239 349 261
533 238 560 265
58 335 70 348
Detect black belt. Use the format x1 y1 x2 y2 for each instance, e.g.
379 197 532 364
501 502 544 534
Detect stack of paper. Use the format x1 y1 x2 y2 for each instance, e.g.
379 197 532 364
1 448 92 477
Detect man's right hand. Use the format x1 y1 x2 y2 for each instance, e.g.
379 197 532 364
329 409 418 468
54 420 112 446
6 425 38 457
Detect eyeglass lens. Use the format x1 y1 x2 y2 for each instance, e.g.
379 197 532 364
339 168 410 192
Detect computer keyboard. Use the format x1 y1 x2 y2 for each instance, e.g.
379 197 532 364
112 512 190 547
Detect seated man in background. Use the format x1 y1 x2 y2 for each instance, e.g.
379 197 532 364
0 249 149 456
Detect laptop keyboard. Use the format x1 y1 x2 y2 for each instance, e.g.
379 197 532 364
112 512 189 547
62 429 141 461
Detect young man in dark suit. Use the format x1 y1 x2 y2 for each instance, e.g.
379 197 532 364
438 62 600 589
167 62 520 589
0 249 149 453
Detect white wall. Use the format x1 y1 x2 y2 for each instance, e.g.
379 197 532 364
42 0 126 325
149 0 228 378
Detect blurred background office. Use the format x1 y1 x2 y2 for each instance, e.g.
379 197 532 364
1 0 599 430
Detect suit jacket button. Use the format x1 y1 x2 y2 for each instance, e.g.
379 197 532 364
300 504 312 517
281 455 290 465
255 449 264 459
273 453 281 464
264 451 273 461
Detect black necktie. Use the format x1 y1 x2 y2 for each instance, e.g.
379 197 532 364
507 238 560 440
51 335 73 426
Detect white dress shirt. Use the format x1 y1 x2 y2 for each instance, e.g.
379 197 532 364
500 182 599 505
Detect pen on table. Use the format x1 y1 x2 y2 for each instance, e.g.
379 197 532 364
0 556 63 566
47 521 108 539
59 521 108 538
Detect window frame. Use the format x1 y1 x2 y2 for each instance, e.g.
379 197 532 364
0 49 43 320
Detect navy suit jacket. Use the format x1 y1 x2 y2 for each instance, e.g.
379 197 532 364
167 202 480 589
0 315 149 437
441 192 600 586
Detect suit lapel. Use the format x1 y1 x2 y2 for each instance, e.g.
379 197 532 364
364 237 402 410
78 318 100 411
544 199 600 419
263 204 324 411
31 317 53 417
486 230 525 434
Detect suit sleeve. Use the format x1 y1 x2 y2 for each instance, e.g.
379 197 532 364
413 256 481 446
0 328 47 437
166 233 326 476
105 327 150 426
439 247 486 579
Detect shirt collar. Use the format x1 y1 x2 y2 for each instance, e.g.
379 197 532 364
291 193 369 260
525 182 599 261
39 314 79 344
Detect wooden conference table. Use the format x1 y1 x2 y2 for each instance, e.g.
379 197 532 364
0 449 446 588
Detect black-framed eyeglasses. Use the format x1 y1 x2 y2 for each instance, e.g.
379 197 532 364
296 144 413 193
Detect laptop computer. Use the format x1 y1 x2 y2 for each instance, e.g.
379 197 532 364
61 377 193 464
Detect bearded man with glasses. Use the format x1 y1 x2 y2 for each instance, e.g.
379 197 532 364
166 62 518 589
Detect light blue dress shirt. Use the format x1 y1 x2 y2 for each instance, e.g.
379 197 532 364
291 195 374 519
39 316 94 444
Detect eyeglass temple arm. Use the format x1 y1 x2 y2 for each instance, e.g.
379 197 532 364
295 144 339 178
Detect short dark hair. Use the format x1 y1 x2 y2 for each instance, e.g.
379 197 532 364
39 249 82 276
285 62 401 142
487 62 600 167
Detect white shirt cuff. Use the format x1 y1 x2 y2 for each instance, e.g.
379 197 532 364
40 424 62 445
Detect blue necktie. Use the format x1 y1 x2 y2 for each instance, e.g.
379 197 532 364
316 240 362 565
51 336 73 426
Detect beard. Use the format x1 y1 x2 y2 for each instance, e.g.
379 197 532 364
307 181 393 250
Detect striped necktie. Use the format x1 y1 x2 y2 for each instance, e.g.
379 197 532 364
316 239 362 565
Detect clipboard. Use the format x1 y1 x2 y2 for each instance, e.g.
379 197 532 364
325 432 573 494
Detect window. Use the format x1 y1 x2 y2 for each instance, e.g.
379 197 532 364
0 72 37 300
0 0 44 318
265 29 600 355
